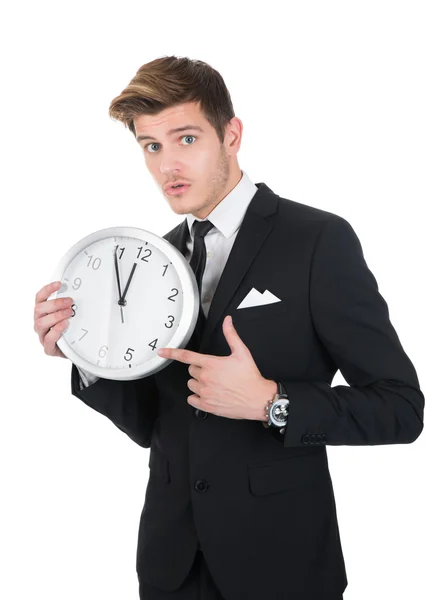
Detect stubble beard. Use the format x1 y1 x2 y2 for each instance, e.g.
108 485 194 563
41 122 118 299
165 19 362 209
195 146 230 218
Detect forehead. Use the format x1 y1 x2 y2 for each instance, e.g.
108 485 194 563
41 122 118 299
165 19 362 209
134 101 209 137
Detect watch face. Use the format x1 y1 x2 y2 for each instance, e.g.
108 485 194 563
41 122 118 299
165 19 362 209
271 402 288 424
50 227 198 380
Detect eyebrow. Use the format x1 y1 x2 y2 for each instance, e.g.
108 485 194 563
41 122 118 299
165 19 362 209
136 125 204 143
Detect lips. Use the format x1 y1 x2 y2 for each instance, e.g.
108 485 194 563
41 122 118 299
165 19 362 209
165 184 191 196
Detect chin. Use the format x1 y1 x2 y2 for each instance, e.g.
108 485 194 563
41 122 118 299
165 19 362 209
166 201 190 215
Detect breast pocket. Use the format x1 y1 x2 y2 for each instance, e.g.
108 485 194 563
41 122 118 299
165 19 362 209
233 300 288 321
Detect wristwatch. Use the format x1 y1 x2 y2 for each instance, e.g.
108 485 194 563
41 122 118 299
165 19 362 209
262 381 289 435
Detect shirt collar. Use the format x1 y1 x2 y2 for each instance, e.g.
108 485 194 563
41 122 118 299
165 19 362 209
186 170 259 241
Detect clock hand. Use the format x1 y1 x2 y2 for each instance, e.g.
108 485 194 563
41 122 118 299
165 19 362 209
121 262 138 304
114 246 125 324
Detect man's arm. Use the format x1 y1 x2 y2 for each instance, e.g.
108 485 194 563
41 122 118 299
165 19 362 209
70 363 159 448
282 215 424 446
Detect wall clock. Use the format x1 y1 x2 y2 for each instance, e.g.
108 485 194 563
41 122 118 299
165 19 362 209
48 226 198 380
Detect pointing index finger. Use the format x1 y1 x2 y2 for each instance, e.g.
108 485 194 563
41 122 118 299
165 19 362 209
158 347 209 366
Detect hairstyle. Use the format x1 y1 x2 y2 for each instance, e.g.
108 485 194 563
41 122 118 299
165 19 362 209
108 55 235 144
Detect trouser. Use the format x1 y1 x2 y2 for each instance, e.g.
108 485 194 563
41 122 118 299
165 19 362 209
139 549 226 599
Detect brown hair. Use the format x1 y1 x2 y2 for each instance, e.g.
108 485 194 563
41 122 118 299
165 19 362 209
108 55 235 144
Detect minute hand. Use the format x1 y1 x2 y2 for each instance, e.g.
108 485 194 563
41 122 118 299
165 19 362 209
120 262 138 305
114 247 125 324
114 247 123 301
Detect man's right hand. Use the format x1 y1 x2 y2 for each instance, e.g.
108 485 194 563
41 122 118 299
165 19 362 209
34 281 74 359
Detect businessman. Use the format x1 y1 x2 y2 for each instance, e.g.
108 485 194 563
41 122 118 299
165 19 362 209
34 55 424 599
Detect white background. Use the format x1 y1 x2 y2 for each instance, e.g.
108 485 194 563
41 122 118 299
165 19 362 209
1 1 425 598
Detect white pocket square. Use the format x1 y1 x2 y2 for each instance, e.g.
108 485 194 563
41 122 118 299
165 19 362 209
237 288 282 309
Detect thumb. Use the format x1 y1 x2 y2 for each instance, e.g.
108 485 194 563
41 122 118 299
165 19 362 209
223 315 247 355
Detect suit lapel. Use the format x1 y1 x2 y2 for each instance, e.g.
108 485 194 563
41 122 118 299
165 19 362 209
165 218 189 257
164 182 279 349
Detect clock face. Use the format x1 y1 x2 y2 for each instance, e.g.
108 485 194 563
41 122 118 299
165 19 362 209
51 227 198 380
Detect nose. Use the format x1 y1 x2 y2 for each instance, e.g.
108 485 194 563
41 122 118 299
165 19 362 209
159 149 182 176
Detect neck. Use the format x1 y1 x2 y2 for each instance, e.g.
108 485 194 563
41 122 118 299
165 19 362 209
193 167 243 220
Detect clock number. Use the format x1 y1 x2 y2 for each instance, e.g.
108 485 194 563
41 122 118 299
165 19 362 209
148 338 158 352
113 245 125 259
98 345 108 358
71 304 76 317
165 315 175 328
72 278 82 290
124 347 135 362
168 288 179 302
137 246 152 262
79 328 88 341
162 264 170 277
86 255 102 270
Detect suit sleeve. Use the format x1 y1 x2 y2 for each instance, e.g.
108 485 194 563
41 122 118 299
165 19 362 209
76 366 99 389
282 215 424 446
70 363 159 448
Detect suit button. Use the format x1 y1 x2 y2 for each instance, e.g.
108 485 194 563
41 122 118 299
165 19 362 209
321 433 328 443
301 434 311 445
195 480 209 492
315 434 323 445
195 408 208 419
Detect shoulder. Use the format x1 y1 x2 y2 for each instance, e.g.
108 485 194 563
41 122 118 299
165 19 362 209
274 193 356 246
276 194 343 225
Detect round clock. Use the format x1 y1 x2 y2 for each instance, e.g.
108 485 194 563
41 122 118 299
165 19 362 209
48 226 199 381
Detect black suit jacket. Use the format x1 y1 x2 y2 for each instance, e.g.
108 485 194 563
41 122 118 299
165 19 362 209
71 182 424 599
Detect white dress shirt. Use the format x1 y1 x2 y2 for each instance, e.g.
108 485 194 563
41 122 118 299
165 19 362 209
77 170 259 389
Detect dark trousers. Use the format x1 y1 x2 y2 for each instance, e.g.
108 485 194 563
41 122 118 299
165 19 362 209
139 549 226 599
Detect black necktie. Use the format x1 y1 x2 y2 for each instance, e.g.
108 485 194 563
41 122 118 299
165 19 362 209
187 219 214 350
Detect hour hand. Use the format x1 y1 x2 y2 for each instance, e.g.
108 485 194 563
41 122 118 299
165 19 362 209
121 262 138 304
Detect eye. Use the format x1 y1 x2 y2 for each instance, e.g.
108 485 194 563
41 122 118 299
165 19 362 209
181 135 196 145
144 135 197 154
145 143 160 153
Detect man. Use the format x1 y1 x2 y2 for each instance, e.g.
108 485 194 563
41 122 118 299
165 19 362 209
34 56 424 599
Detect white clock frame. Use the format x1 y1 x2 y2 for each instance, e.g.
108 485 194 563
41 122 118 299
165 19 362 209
48 226 199 381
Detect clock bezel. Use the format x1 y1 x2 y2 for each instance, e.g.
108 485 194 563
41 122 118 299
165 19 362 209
49 226 199 381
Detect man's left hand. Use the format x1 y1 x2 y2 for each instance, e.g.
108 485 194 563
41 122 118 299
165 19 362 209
157 315 277 421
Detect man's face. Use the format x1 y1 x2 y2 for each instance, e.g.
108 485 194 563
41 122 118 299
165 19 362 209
133 101 241 219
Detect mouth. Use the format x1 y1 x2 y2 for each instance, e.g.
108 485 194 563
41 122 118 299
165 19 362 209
165 184 191 196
